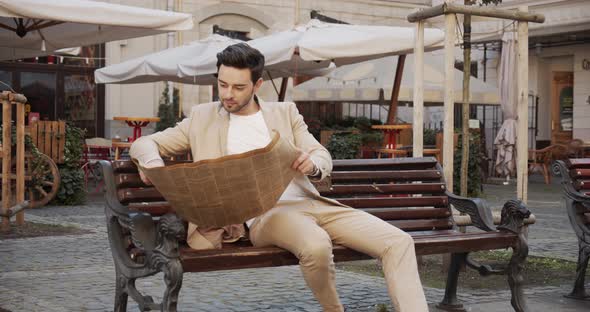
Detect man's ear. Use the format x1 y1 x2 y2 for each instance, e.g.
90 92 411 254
253 78 263 93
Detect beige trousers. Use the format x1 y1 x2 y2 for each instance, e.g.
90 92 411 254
249 200 429 312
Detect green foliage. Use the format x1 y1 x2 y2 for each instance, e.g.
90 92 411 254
326 132 362 159
478 0 502 5
375 304 390 312
306 117 322 141
0 125 41 158
423 128 438 146
323 116 384 158
360 131 383 147
55 166 85 205
453 130 482 197
156 84 184 132
53 123 86 205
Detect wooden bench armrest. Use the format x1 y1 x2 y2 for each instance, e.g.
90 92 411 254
454 212 536 226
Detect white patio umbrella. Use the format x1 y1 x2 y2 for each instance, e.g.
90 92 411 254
0 0 193 61
293 52 500 105
95 34 242 84
178 19 445 80
493 31 519 177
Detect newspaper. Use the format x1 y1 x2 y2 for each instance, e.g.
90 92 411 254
139 131 299 227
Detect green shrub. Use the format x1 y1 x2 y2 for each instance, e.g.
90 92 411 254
53 124 86 205
156 84 184 132
423 128 438 146
453 130 482 197
327 132 362 159
360 131 383 148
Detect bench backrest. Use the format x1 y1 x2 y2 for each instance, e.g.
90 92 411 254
108 157 454 232
561 158 590 225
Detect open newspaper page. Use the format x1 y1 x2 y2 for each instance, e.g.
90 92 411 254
139 131 298 227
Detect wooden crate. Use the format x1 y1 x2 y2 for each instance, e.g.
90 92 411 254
29 121 66 164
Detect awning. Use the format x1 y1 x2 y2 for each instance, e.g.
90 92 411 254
293 52 500 105
0 0 194 61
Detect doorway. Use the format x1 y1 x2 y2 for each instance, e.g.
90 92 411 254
551 71 573 144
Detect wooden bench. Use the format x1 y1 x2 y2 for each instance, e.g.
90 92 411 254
99 157 532 312
555 158 590 300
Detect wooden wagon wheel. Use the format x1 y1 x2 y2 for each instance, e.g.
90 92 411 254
26 153 60 208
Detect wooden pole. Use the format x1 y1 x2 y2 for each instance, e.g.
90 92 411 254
1 96 11 230
517 7 529 203
387 55 406 125
443 11 456 190
413 22 425 157
278 77 289 102
407 3 545 23
15 99 25 225
460 5 472 197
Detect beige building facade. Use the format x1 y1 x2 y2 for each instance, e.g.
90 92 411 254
103 0 590 146
103 0 430 138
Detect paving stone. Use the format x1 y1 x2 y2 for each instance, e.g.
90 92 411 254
1 182 588 311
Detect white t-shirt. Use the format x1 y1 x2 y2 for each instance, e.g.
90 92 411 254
227 111 309 227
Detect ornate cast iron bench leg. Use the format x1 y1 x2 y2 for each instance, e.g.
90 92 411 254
437 253 468 312
498 200 531 312
565 239 590 300
114 266 129 312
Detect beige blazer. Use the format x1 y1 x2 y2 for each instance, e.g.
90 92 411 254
129 97 344 249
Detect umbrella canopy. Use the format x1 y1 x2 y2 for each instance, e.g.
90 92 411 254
95 34 242 84
0 0 193 61
493 31 518 177
96 19 444 85
177 19 445 81
293 52 500 105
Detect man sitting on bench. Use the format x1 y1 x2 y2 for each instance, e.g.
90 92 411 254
129 43 428 312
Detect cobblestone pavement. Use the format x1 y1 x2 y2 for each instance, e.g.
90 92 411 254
1 178 589 312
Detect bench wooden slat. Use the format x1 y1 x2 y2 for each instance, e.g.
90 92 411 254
113 159 191 173
115 173 144 188
179 231 516 272
128 202 451 223
388 219 453 231
574 180 590 190
337 196 448 208
118 187 165 204
320 183 446 196
566 159 590 169
331 170 443 182
570 169 590 179
332 157 437 171
364 207 451 220
113 160 140 173
129 201 173 215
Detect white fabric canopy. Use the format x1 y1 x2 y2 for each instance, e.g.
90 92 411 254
293 52 500 105
493 32 519 177
95 35 242 84
177 19 445 81
0 0 193 61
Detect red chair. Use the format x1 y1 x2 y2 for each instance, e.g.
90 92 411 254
82 138 113 192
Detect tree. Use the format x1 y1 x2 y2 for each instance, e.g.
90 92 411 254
156 83 184 132
459 0 502 196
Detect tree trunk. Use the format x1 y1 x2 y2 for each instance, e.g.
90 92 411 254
460 1 472 197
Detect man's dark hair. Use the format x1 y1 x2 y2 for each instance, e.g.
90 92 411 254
216 43 265 83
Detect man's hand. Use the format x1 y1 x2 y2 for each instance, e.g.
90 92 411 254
139 159 165 186
139 170 153 186
291 150 317 176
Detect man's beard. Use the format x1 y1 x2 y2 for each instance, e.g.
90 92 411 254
221 91 255 114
